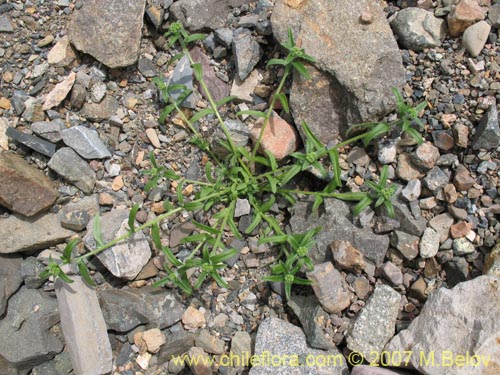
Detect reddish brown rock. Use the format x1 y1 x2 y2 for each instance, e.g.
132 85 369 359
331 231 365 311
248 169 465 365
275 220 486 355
447 0 488 37
330 240 367 275
450 221 472 238
411 142 440 170
453 165 475 191
453 123 469 148
396 153 425 181
250 112 299 160
0 153 57 216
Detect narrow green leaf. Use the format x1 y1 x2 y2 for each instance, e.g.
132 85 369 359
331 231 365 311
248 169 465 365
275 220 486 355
328 149 342 188
227 215 241 239
312 195 323 214
384 200 396 218
334 191 368 201
167 53 184 68
236 110 267 119
151 223 163 250
292 276 313 285
301 121 324 151
180 233 208 244
93 213 105 248
57 269 74 283
262 275 285 283
161 246 183 267
352 196 373 217
292 61 310 79
281 164 301 185
211 248 239 264
193 220 220 235
185 33 206 44
258 234 288 245
265 150 278 171
215 95 237 108
274 92 289 113
62 238 79 264
183 201 204 211
192 63 203 82
245 213 262 234
211 272 229 288
77 261 96 287
128 204 140 233
193 272 208 290
362 122 390 147
266 58 286 67
190 108 216 124
176 181 184 204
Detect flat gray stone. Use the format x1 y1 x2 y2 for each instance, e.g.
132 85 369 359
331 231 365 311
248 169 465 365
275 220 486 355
98 286 184 332
170 0 251 31
233 27 262 81
249 317 347 375
289 198 389 266
0 212 75 253
386 276 500 375
83 209 151 280
288 295 336 350
391 8 447 51
32 119 65 143
0 255 23 316
272 0 405 143
0 287 63 368
79 96 119 122
68 0 146 68
472 105 500 150
55 277 112 375
166 55 196 109
48 147 96 194
346 285 400 361
0 15 14 33
62 126 111 159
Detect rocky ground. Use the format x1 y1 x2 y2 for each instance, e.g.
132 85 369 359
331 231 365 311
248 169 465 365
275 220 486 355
1 0 500 374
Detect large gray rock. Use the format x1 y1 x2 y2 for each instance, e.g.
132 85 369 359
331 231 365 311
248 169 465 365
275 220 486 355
289 198 389 266
249 317 348 375
233 28 262 81
346 285 400 362
0 287 63 368
170 0 251 31
83 209 151 280
0 212 75 253
386 276 500 374
272 0 405 143
68 0 146 68
0 255 23 315
0 153 57 217
55 277 112 375
62 126 111 159
98 287 184 332
391 8 447 51
48 147 96 194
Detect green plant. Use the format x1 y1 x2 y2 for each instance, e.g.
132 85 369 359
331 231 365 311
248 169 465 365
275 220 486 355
42 23 427 300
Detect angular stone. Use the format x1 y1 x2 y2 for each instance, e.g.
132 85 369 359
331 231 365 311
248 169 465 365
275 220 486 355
83 209 151 280
138 57 157 78
288 295 335 350
70 83 86 110
391 198 427 236
249 317 348 375
98 287 183 332
447 0 488 37
453 237 476 255
250 112 299 160
412 142 440 170
423 166 449 191
306 262 353 313
453 164 475 191
0 212 75 253
472 105 500 150
233 28 262 81
5 127 56 158
396 153 424 181
290 198 389 266
386 276 500 375
401 179 421 202
43 72 76 110
48 148 96 194
230 69 261 103
0 287 63 368
55 277 112 375
391 8 447 51
420 227 440 258
182 306 206 329
382 261 403 285
80 96 119 122
32 119 65 143
166 55 196 109
190 47 229 102
346 285 400 362
47 36 77 67
68 0 146 68
157 331 197 362
195 330 225 355
462 20 490 57
429 213 454 243
488 3 500 27
60 209 90 232
0 118 9 151
62 126 111 159
0 15 14 33
272 0 404 142
170 0 251 31
390 230 420 260
90 81 106 103
0 255 23 316
329 240 366 274
0 153 57 216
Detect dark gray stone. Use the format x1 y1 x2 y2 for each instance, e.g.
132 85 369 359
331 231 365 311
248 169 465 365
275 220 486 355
272 0 405 143
166 55 196 109
20 257 46 289
68 0 147 68
0 287 63 368
289 198 389 266
48 147 96 194
443 257 470 288
170 0 251 31
62 126 111 159
472 105 500 150
11 91 27 115
288 295 336 350
423 166 450 192
0 255 23 316
98 287 183 332
157 331 196 362
31 352 73 375
232 28 262 81
215 28 233 48
390 198 427 237
60 209 90 231
31 119 65 143
70 83 86 110
5 127 56 157
391 8 447 51
0 15 14 33
138 57 158 78
249 317 347 375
